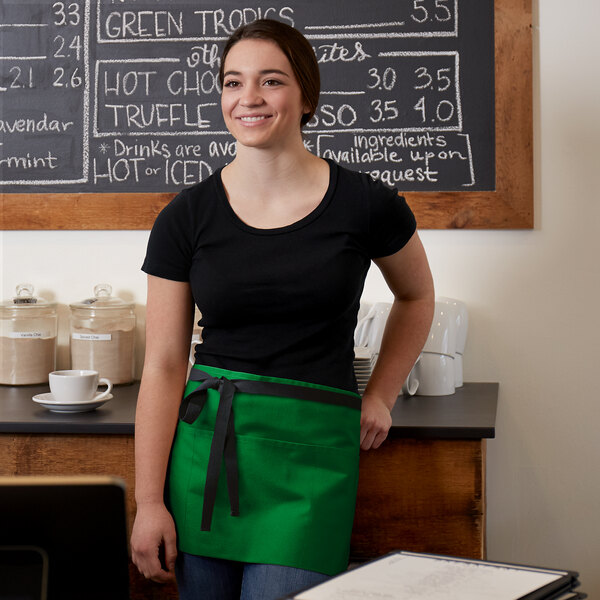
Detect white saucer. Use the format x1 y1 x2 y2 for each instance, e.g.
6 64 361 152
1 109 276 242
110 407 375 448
32 392 113 413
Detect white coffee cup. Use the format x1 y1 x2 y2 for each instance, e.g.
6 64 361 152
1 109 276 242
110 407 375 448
414 352 455 396
422 301 458 357
354 302 392 353
437 297 468 387
401 355 421 396
49 370 112 404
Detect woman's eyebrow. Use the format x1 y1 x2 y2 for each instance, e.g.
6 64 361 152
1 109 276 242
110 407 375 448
223 69 291 78
259 69 291 77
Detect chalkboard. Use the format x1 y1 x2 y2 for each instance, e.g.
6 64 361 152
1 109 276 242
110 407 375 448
0 0 532 229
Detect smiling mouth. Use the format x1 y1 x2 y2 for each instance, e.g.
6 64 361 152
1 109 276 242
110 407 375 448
239 115 270 122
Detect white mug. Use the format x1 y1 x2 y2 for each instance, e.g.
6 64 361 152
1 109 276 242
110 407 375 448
414 352 455 396
437 297 469 355
401 355 420 396
436 297 468 388
354 302 392 353
422 301 458 357
49 370 112 404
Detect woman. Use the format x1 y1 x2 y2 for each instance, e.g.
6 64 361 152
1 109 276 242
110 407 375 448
131 18 434 600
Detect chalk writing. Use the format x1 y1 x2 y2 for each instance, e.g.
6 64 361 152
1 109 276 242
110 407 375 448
0 0 494 192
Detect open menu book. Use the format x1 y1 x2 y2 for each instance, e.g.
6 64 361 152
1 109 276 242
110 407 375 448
284 552 584 600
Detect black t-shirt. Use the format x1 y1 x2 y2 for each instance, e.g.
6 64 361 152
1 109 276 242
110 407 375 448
142 159 416 392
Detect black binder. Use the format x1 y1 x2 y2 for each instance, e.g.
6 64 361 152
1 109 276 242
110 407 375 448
282 551 585 600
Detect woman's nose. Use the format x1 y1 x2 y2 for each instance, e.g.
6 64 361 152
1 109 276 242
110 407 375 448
240 84 263 106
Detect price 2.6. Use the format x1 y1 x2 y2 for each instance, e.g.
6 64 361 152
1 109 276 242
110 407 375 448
53 67 83 88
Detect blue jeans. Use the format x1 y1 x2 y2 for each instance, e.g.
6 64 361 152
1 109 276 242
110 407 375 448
176 553 331 600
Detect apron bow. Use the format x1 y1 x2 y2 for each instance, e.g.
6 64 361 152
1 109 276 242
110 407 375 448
180 373 240 531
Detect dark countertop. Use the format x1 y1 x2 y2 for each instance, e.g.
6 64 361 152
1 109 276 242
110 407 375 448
0 382 139 434
390 382 498 439
0 382 498 439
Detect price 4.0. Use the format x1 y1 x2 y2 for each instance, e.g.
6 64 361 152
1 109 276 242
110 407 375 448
414 97 455 124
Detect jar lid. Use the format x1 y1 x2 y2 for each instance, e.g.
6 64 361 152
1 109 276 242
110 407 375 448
69 283 134 310
0 283 56 311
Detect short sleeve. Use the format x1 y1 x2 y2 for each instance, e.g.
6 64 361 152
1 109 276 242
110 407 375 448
366 179 417 259
141 190 193 282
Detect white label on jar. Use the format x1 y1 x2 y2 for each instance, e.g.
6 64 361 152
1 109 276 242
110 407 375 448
72 333 112 341
9 331 51 339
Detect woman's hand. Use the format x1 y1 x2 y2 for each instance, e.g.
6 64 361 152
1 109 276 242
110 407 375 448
360 394 393 450
359 232 434 452
131 501 178 583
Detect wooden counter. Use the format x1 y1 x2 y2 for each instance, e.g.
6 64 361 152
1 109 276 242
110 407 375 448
0 382 497 599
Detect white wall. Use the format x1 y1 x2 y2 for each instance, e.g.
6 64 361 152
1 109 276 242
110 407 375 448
2 0 600 593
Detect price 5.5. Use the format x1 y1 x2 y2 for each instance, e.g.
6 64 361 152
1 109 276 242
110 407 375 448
411 0 453 24
370 99 399 123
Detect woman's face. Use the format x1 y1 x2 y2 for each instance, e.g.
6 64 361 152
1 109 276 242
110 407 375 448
221 39 308 150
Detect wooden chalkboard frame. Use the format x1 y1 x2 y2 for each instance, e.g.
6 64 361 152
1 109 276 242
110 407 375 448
0 0 532 230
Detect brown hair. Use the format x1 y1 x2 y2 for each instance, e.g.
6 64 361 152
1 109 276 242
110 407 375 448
219 19 320 126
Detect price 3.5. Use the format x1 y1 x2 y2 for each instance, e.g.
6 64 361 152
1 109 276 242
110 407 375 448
369 99 399 123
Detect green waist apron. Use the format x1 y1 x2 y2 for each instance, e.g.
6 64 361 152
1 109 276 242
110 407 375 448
167 364 361 576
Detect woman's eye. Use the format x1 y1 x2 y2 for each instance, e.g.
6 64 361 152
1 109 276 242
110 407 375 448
264 79 281 86
224 80 239 88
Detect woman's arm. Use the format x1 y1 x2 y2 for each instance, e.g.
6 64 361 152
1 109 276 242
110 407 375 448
130 275 194 582
360 232 435 450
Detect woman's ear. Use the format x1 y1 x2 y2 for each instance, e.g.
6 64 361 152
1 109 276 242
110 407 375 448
301 102 312 125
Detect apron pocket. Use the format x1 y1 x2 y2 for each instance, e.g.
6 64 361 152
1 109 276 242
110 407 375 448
170 429 359 575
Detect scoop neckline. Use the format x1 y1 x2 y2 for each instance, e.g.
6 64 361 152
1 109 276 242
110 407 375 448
216 159 337 235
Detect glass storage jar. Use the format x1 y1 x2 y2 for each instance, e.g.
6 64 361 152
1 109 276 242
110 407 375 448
0 284 57 385
69 284 136 385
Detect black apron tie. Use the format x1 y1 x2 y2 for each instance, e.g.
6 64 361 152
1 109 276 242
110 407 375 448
179 368 361 532
180 374 240 531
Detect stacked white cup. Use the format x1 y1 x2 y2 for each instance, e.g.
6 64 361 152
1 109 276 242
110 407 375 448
354 301 420 396
354 302 392 352
437 297 469 387
414 300 458 396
